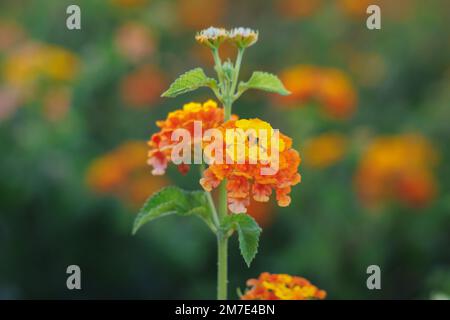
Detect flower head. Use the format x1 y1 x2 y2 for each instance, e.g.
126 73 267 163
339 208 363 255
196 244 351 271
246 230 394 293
354 134 438 208
229 27 258 48
148 100 225 175
195 27 228 49
241 272 326 300
200 118 301 214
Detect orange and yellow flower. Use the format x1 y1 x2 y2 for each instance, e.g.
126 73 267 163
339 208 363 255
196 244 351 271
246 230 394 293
200 118 301 214
354 134 439 208
240 272 326 300
86 141 169 207
277 65 357 119
148 100 226 175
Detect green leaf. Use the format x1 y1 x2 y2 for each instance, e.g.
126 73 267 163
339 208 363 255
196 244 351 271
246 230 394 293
161 68 217 98
239 71 290 96
222 214 262 267
132 186 213 235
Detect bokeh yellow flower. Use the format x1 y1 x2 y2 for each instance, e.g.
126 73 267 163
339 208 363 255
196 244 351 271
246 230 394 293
303 132 347 169
241 272 326 300
3 43 80 87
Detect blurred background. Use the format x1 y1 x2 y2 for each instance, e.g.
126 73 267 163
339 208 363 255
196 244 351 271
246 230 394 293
0 0 449 299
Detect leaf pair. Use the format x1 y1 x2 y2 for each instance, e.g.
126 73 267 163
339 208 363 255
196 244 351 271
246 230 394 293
161 68 290 98
132 186 262 267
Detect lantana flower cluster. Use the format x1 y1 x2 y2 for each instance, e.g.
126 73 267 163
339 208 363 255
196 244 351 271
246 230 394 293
147 100 301 214
200 118 301 214
148 100 226 175
240 272 326 300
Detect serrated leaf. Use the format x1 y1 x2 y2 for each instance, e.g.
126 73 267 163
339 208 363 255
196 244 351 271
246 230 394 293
132 186 213 235
239 71 290 96
222 214 262 267
161 68 217 98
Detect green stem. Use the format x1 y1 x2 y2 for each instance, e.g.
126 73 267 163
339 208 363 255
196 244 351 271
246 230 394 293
200 164 220 229
212 48 224 89
211 45 243 301
206 191 220 228
230 48 244 98
217 232 228 300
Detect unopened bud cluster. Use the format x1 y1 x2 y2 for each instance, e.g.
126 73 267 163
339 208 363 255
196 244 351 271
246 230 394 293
195 27 258 49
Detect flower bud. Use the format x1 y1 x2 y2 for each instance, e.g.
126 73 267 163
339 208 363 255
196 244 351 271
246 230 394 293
229 27 258 48
195 27 228 49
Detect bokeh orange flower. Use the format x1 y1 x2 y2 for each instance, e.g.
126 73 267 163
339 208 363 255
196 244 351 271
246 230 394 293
42 86 72 122
148 100 226 175
338 0 415 20
200 118 301 214
354 134 439 208
120 65 166 108
277 65 357 119
177 0 227 30
87 141 169 207
241 272 326 300
303 132 347 169
0 21 25 51
276 0 322 19
115 22 156 63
